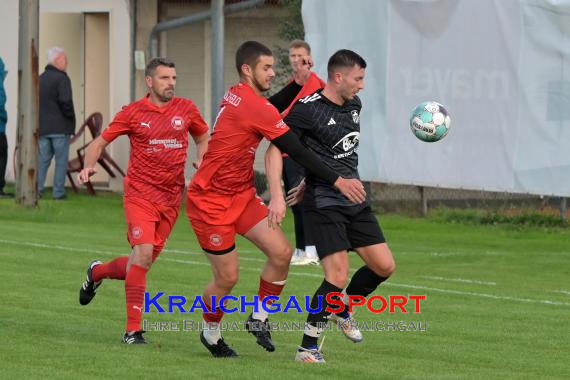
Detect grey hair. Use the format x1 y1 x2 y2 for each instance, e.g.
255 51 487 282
47 47 65 64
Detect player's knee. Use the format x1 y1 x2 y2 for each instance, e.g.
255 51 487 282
327 267 350 288
215 270 239 290
272 243 293 267
132 246 154 269
375 260 396 278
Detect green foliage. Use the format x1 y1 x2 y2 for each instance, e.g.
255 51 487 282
270 0 304 94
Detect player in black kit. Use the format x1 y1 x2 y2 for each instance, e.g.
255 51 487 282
266 49 396 363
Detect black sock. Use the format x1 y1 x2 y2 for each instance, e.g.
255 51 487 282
341 265 388 314
301 279 343 348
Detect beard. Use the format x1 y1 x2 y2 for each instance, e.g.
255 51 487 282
252 75 271 93
158 88 174 102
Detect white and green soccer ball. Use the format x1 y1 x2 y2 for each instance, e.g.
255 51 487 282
409 101 451 142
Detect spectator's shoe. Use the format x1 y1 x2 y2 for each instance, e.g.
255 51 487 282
245 313 275 352
122 331 147 344
329 312 363 343
200 331 238 357
79 260 103 305
295 345 326 363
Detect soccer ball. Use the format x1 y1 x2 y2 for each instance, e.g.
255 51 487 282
409 101 451 142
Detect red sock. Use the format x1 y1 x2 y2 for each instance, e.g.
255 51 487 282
125 264 148 332
258 277 285 302
92 256 129 282
203 302 225 324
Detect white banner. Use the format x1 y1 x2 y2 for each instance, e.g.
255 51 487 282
303 0 570 196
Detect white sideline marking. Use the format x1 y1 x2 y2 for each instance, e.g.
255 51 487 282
553 290 570 296
1 239 568 307
384 282 570 306
420 275 496 286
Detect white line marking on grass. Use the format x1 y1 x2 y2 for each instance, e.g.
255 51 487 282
552 290 570 296
1 239 568 307
420 275 496 286
0 239 124 256
383 282 570 306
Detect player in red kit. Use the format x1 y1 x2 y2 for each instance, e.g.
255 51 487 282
76 58 209 344
186 41 366 357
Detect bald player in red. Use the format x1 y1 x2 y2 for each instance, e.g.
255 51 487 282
77 58 209 344
187 41 366 358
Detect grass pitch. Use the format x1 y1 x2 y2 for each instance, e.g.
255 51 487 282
0 190 569 379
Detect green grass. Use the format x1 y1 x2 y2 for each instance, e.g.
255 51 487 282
1 190 569 379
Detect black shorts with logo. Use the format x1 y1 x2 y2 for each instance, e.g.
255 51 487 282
304 205 386 259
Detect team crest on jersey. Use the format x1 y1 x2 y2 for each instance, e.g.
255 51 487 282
171 116 185 130
131 226 143 240
351 110 360 124
209 234 223 247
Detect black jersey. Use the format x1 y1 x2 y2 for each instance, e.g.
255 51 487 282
284 90 365 209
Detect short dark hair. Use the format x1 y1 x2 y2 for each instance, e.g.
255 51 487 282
235 41 273 75
145 57 175 77
289 39 311 54
327 49 367 80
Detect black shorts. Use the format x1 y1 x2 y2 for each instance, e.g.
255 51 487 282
304 205 386 259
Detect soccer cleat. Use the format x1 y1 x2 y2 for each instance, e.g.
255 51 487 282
305 254 320 266
290 249 309 265
329 312 363 343
79 260 103 305
295 338 326 363
122 331 147 344
245 313 275 352
200 331 238 358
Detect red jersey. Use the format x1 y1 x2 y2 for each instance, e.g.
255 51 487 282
102 95 208 206
282 72 326 116
190 82 288 194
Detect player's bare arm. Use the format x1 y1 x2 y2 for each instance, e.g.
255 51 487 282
192 131 209 169
77 136 110 184
265 143 287 229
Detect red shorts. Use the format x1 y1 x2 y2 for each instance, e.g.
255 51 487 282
186 187 267 253
124 197 180 253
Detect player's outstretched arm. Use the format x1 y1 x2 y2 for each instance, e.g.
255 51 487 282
265 143 286 229
77 136 109 184
271 130 366 204
191 131 209 169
